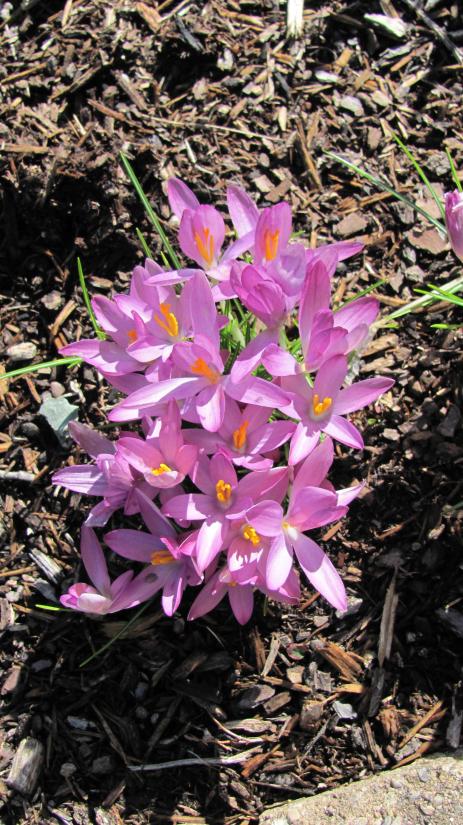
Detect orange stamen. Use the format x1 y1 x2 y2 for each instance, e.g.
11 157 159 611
150 549 174 566
263 228 280 261
154 303 179 337
152 462 172 476
127 328 137 342
216 479 232 503
233 420 249 450
312 393 332 417
194 226 215 267
243 525 261 546
191 357 220 384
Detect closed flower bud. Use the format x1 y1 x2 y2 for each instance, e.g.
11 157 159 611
445 190 463 261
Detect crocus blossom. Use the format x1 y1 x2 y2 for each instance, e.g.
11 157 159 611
445 190 463 261
55 174 394 626
61 526 160 614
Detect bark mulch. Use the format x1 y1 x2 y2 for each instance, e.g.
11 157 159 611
1 1 462 823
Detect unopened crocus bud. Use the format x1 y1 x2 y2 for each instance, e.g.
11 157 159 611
445 190 463 261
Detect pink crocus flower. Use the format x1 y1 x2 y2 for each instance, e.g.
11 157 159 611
243 439 349 610
52 422 154 526
163 453 289 573
187 563 300 625
283 354 394 463
167 179 251 293
117 401 197 489
105 492 201 617
108 280 293 430
183 400 295 470
445 190 463 261
261 258 379 378
60 526 160 614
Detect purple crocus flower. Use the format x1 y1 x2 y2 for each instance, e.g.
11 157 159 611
105 492 201 617
243 439 349 610
108 275 293 430
283 354 394 463
183 400 295 469
163 453 289 573
117 401 197 489
187 563 300 625
445 190 463 261
60 526 160 614
52 421 154 526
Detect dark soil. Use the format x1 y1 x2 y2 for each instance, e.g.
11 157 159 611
1 1 463 823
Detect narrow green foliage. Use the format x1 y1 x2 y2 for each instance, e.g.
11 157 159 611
391 132 445 221
0 356 82 382
36 604 69 612
379 274 463 323
337 278 388 308
120 152 181 270
326 151 446 234
80 598 153 667
414 283 463 307
77 258 105 339
446 148 462 193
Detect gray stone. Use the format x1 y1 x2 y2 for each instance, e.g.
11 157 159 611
6 342 38 362
260 751 463 825
38 396 79 446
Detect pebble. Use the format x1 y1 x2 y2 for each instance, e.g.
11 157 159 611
418 767 430 782
41 291 63 310
50 381 66 398
6 342 37 362
59 762 77 778
91 755 114 775
338 95 364 117
20 422 41 440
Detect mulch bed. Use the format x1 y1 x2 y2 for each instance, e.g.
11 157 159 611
1 1 463 823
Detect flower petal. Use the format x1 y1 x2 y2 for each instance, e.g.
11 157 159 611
293 533 347 611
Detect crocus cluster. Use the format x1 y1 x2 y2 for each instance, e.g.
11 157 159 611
53 179 394 624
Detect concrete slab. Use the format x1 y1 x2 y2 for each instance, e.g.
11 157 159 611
259 751 463 825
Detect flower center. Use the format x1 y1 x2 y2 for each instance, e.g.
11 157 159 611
154 303 179 337
194 226 215 267
243 525 261 546
233 420 249 450
191 357 221 384
127 328 137 342
264 228 280 262
151 462 172 476
150 549 174 565
311 393 332 418
216 479 232 504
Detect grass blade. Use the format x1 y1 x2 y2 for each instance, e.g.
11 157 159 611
446 149 462 193
379 274 463 323
77 257 105 340
326 151 446 234
120 152 181 270
80 598 153 667
391 132 445 221
337 278 388 307
0 356 82 382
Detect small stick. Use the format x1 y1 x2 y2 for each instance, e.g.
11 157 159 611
129 747 260 772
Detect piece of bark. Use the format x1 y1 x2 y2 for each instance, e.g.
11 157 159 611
6 737 44 796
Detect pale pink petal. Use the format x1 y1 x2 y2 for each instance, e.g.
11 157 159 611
246 500 283 536
188 571 227 620
104 529 156 562
292 533 347 611
81 526 110 594
323 415 364 450
266 532 294 590
229 584 254 624
292 437 334 496
334 377 394 415
196 519 227 572
68 422 115 458
226 184 259 237
289 487 345 531
167 177 200 220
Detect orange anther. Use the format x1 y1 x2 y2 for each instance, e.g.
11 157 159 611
263 228 280 261
216 479 232 503
233 420 249 450
154 303 179 337
191 357 220 384
194 226 215 267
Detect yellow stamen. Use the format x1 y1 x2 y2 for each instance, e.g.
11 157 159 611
233 420 249 450
243 525 261 546
282 520 290 530
127 328 137 342
151 462 172 476
150 549 173 566
312 393 332 417
154 303 179 337
191 357 220 384
263 228 280 261
194 226 215 267
216 479 232 503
